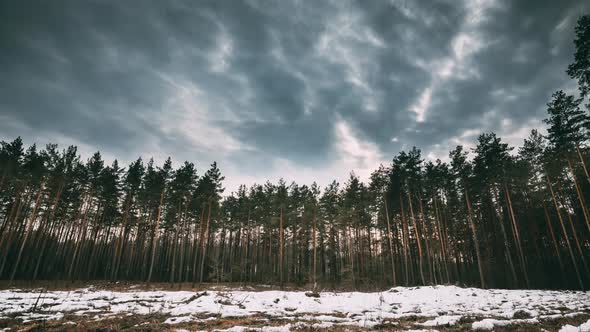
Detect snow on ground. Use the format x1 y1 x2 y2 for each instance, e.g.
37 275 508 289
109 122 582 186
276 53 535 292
559 318 590 332
419 314 462 327
0 285 588 330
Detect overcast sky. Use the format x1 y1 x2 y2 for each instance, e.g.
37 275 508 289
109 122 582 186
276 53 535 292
1 0 588 192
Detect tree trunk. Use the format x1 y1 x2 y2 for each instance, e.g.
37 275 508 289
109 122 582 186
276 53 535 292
417 194 433 284
407 191 425 285
543 201 566 285
465 188 485 289
556 182 590 276
575 144 590 186
68 194 94 281
567 158 590 232
10 183 44 282
384 196 396 286
546 174 584 289
279 207 284 289
400 193 410 285
147 190 165 283
504 185 529 288
312 207 317 289
491 187 518 287
433 195 451 283
192 207 206 286
169 201 183 286
199 201 212 284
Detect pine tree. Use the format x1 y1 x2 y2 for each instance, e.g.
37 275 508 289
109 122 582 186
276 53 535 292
567 15 590 98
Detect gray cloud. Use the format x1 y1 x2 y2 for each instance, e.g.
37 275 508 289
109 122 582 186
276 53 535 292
0 0 588 192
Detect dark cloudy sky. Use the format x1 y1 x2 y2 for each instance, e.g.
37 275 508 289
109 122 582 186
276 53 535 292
1 0 588 192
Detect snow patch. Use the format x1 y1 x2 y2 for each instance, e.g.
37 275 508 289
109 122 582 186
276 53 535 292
419 315 462 326
0 286 588 330
559 319 590 332
213 325 292 332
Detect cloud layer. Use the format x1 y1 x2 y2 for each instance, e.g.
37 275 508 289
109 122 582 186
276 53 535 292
0 0 587 192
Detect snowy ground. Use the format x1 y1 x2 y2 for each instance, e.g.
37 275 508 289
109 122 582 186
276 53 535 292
0 285 589 331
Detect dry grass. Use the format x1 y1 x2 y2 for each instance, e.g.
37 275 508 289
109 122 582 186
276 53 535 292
0 280 389 293
2 313 589 332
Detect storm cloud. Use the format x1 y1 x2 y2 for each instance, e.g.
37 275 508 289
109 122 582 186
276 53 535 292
0 0 588 191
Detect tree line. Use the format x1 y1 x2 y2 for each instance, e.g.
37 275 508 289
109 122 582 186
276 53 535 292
1 16 589 290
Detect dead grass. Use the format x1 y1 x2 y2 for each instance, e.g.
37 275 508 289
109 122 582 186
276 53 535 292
0 280 390 293
1 313 589 332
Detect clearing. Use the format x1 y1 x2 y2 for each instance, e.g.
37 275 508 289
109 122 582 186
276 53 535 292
0 284 589 331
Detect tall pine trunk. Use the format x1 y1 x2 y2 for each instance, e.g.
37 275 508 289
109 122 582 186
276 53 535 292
504 185 529 288
384 196 396 285
147 190 165 283
407 191 425 285
546 174 584 289
199 201 212 284
465 188 485 289
10 183 44 282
